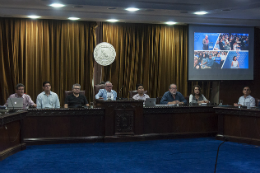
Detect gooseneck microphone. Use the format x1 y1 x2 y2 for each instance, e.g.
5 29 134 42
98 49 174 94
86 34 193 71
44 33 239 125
118 85 124 97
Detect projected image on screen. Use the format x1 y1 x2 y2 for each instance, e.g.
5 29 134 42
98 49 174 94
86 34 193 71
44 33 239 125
194 51 228 69
189 25 254 80
194 33 220 50
193 33 249 70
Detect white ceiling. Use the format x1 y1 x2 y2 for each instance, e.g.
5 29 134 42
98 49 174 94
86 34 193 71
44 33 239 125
1 0 260 26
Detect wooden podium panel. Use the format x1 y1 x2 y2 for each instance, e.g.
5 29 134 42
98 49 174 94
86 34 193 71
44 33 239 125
95 99 143 136
0 111 27 160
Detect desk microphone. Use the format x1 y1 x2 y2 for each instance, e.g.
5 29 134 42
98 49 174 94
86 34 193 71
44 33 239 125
118 85 124 97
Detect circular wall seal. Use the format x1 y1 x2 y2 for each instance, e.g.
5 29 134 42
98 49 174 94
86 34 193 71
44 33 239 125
93 42 116 66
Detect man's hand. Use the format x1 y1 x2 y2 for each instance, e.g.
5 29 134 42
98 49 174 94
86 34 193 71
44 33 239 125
167 100 179 105
99 97 104 100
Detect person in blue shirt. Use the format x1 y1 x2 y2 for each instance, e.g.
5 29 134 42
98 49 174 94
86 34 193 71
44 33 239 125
214 53 222 69
160 84 187 105
201 56 208 69
205 54 215 68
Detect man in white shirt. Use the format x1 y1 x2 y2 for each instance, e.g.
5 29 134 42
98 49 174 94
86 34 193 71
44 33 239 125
36 81 60 109
132 84 150 101
234 86 255 107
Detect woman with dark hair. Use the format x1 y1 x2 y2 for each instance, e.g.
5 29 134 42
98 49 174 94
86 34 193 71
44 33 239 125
231 56 239 68
189 85 209 103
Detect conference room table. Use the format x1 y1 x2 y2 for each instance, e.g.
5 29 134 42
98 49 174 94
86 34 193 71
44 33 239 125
215 106 260 146
1 100 260 160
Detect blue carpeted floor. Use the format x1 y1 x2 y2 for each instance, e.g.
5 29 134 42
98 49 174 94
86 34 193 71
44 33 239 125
1 138 260 173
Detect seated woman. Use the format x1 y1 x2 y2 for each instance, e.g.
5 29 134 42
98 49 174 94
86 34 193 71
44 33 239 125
194 57 201 69
231 56 239 68
132 84 150 101
189 85 209 104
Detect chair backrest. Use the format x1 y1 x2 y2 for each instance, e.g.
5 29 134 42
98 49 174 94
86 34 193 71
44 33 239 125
94 84 106 96
255 98 260 107
156 96 162 104
64 90 86 99
184 96 189 103
129 90 148 98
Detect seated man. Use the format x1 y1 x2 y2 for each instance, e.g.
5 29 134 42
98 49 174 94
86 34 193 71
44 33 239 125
4 83 36 109
160 84 187 105
132 84 150 101
204 54 215 68
36 81 60 109
95 81 117 100
64 83 89 108
234 86 255 107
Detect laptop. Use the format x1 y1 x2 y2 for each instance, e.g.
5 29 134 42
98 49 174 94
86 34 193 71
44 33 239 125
145 98 156 107
7 98 23 109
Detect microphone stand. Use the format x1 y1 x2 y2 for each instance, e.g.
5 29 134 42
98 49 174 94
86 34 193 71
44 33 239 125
117 85 124 100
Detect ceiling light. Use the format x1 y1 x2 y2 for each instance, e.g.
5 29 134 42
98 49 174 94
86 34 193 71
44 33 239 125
68 17 80 20
125 8 139 12
106 19 119 22
50 3 65 8
28 15 40 19
194 11 208 15
165 21 177 25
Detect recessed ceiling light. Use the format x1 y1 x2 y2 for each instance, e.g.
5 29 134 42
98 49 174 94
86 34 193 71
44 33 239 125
165 21 177 25
194 11 208 15
106 19 119 22
68 17 80 20
28 15 40 19
50 3 65 8
125 8 139 12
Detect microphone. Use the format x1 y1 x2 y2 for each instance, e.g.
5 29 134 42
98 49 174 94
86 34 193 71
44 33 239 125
118 85 124 97
116 85 124 100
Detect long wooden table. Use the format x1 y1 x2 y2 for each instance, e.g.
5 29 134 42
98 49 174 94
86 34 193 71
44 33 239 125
0 111 27 161
215 107 260 145
23 100 218 144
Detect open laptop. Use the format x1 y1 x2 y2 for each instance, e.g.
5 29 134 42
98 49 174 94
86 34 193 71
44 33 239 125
7 98 23 109
145 98 156 107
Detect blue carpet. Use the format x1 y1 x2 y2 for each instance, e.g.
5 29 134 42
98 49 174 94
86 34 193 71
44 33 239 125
1 138 260 173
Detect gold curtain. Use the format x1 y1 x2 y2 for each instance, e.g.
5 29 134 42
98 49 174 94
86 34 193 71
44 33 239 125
0 18 97 106
102 23 189 98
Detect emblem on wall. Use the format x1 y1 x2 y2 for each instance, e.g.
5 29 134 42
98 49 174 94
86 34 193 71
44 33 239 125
93 42 116 66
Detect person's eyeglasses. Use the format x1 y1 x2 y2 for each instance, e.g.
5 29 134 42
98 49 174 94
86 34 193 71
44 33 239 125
74 88 80 90
243 89 250 91
170 88 177 90
106 86 112 88
44 85 51 87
